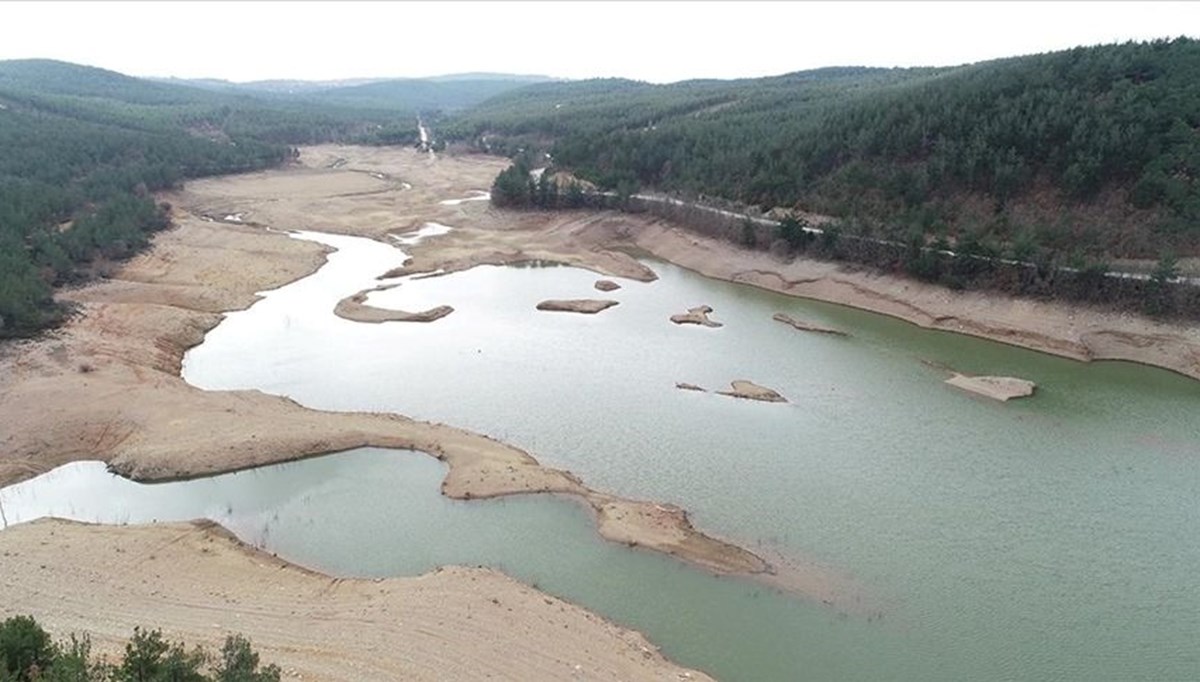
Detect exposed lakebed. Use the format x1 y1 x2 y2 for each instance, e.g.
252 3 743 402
7 224 1200 681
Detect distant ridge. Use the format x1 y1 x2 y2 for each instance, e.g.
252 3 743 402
0 58 211 103
151 76 389 93
152 72 558 95
423 72 558 83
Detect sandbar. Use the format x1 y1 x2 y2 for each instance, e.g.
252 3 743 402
717 380 788 403
773 312 849 337
670 305 723 327
536 299 619 314
335 290 454 323
945 373 1036 401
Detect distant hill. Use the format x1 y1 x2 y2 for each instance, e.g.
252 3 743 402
0 59 211 105
452 39 1200 261
445 68 932 158
301 75 556 112
152 72 556 110
423 72 556 83
151 76 389 94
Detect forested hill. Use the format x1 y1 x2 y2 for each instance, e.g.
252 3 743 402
0 59 423 337
446 67 936 154
0 59 214 104
452 38 1200 262
300 76 555 113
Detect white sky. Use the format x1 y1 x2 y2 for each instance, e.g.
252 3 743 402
2 1 1197 83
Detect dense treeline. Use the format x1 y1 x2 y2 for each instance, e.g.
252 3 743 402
628 195 1198 318
0 60 426 337
488 157 1197 318
447 68 931 158
0 614 279 681
490 157 597 210
461 39 1200 267
0 96 286 336
0 106 287 335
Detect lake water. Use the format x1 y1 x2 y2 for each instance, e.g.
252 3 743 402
7 224 1200 681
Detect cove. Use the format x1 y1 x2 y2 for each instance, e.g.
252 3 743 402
57 224 1200 680
1 448 900 682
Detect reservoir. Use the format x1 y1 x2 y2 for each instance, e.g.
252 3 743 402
7 225 1200 681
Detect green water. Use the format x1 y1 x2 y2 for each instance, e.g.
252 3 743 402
16 227 1200 680
0 449 915 681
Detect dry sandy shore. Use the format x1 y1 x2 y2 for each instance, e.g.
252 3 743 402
0 146 817 679
0 165 782 583
0 519 714 682
4 144 1198 675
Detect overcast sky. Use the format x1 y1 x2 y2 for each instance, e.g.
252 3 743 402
3 1 1197 83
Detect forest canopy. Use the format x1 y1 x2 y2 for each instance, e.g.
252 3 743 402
453 38 1200 264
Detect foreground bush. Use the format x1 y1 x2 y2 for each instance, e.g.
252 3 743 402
0 616 280 682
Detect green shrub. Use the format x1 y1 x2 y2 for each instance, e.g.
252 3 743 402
0 617 278 682
0 616 53 681
212 636 280 682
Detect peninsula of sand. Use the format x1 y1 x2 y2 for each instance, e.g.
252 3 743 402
3 145 1199 678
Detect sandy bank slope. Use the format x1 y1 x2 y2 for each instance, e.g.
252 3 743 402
0 519 714 682
629 223 1200 380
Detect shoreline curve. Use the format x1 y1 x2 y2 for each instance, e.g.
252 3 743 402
0 202 848 605
0 517 717 682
